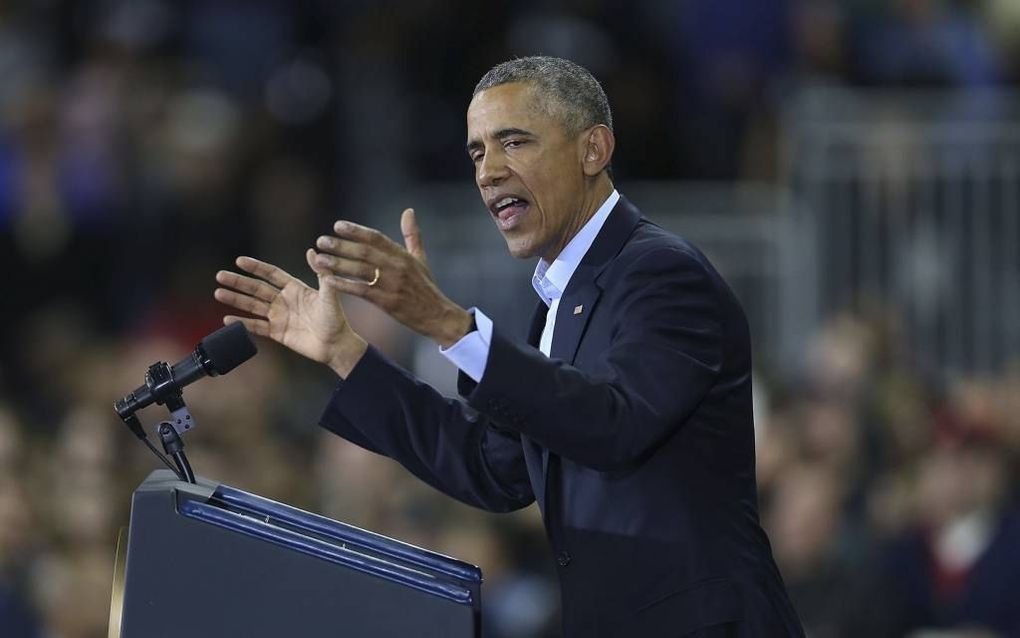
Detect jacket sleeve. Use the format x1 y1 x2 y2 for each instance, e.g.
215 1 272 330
459 247 725 472
319 345 535 513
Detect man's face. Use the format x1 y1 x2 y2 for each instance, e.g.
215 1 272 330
466 83 588 261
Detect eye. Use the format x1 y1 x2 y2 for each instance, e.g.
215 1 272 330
469 151 484 163
504 139 525 150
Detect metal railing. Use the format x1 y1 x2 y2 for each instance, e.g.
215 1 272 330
782 88 1020 376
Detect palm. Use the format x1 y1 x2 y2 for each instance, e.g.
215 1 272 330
215 254 353 368
267 278 347 364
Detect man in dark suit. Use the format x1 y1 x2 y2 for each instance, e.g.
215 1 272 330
215 56 803 637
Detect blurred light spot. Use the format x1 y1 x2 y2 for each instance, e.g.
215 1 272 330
265 60 332 126
102 0 175 51
167 89 239 154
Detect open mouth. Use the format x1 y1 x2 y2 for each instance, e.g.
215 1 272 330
491 196 530 230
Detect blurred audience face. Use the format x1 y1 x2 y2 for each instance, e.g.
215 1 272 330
800 400 859 471
915 442 1008 530
803 314 872 403
50 406 117 545
34 547 113 638
0 478 32 570
467 82 603 262
767 464 841 578
916 446 970 528
314 434 401 527
0 407 25 472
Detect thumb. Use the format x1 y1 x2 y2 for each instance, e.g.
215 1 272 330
401 208 428 265
306 248 336 291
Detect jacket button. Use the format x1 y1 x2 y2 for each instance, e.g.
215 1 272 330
557 551 572 567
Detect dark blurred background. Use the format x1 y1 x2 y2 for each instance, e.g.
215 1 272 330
1 1 1019 636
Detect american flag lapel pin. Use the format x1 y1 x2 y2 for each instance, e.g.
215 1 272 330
573 304 584 315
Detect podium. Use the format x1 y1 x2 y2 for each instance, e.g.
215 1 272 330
110 470 482 637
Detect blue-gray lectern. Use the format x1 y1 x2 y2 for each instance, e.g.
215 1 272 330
111 470 482 637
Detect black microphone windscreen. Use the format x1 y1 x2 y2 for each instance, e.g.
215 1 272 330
200 322 257 375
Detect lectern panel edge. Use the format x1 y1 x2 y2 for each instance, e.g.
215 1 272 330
179 499 474 603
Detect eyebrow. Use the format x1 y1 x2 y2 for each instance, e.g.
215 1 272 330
466 127 536 154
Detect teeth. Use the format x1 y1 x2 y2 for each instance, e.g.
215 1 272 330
495 196 519 210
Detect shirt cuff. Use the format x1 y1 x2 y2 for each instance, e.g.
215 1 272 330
439 307 493 382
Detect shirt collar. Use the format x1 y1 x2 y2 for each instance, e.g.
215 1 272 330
532 189 620 307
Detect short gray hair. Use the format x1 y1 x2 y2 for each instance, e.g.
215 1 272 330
473 56 613 135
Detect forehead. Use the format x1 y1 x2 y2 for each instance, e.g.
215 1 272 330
466 83 556 138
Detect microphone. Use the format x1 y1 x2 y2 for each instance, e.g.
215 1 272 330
114 322 257 419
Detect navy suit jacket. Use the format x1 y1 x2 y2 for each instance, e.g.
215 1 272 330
320 196 804 637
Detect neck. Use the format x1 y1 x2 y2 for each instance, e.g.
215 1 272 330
541 175 614 263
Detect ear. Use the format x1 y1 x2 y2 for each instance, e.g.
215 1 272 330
581 125 615 177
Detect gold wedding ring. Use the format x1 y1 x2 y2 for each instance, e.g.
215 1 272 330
367 267 380 287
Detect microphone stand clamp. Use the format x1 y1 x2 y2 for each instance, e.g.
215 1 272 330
158 420 196 484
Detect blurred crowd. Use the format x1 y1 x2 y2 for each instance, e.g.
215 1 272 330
1 1 1019 637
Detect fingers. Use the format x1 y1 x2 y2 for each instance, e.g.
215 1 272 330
215 262 277 315
332 220 395 250
401 208 428 264
224 315 272 338
315 234 384 264
235 256 293 289
215 270 279 302
214 287 271 317
312 251 378 283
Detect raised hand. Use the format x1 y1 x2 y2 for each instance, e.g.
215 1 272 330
312 208 473 348
214 251 368 377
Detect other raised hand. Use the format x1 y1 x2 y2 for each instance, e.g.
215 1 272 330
214 251 368 378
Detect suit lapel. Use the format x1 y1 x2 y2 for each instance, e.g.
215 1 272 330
549 282 601 363
540 195 642 481
525 300 552 485
526 301 545 347
547 195 641 363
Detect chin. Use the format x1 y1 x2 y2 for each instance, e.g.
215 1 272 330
495 231 534 259
503 237 537 260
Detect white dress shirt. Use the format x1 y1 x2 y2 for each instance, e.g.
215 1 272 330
441 190 620 380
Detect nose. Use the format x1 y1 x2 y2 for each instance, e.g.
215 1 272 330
476 149 509 187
